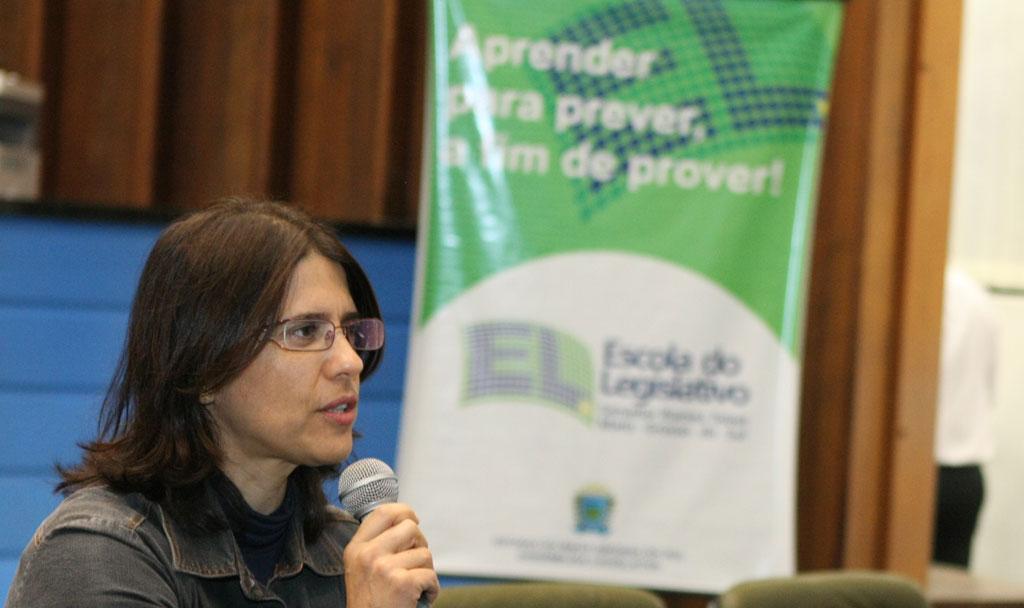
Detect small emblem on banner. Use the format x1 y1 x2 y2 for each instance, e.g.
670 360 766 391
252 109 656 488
575 484 615 534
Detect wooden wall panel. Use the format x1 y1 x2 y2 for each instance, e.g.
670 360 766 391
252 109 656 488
155 1 282 210
290 0 403 222
48 0 164 207
883 0 961 580
799 0 962 583
2 0 426 222
0 0 46 80
841 0 915 570
797 0 875 572
385 0 428 225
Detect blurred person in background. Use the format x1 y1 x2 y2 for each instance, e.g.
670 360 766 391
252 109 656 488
933 265 1001 568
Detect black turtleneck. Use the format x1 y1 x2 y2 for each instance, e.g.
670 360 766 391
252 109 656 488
215 474 296 586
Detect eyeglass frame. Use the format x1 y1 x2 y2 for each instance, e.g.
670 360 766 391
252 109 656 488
263 316 385 353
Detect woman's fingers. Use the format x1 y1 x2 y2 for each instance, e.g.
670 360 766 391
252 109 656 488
343 503 438 608
382 545 434 571
370 518 429 552
351 503 419 542
409 566 441 604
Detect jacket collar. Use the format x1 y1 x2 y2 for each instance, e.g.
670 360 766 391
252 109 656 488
158 481 354 581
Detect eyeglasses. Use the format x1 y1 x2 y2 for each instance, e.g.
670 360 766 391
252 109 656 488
267 317 384 352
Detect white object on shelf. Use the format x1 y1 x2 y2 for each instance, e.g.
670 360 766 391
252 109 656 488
0 70 44 200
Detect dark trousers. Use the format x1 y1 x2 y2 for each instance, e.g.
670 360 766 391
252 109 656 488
932 464 985 567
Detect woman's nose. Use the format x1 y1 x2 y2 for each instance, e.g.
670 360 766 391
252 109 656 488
325 335 365 377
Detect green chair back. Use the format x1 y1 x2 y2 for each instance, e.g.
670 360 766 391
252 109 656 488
433 582 667 608
715 571 928 608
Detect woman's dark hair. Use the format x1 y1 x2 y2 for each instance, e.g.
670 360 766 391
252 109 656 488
57 198 383 541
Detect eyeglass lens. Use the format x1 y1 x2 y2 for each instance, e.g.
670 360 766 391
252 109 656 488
339 318 384 350
280 318 383 351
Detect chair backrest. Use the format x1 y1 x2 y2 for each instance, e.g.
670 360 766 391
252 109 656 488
714 571 928 608
433 582 667 608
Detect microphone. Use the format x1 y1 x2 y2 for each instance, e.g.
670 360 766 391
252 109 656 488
338 458 430 607
339 457 400 519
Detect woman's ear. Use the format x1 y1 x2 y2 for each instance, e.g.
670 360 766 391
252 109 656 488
199 392 215 405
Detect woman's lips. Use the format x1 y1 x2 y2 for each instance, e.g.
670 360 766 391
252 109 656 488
320 399 357 426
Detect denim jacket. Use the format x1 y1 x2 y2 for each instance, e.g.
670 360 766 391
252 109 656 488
5 486 359 607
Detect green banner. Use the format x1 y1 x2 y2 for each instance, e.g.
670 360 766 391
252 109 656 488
399 0 843 592
420 0 841 354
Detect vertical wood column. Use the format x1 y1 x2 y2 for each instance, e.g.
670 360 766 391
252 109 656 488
882 0 961 577
290 0 406 222
799 0 921 572
48 0 164 206
796 0 878 572
839 0 915 569
798 0 962 583
0 0 46 80
155 0 283 210
385 0 428 225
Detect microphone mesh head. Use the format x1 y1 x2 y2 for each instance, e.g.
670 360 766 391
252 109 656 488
338 458 399 520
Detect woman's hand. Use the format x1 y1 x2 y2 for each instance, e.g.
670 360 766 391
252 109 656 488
343 503 440 607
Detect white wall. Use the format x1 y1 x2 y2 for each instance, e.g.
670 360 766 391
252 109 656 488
948 0 1024 287
948 0 1024 583
972 296 1024 582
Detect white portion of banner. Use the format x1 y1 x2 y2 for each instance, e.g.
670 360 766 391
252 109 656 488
398 252 797 592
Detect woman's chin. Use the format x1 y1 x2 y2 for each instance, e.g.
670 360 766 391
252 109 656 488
315 444 353 468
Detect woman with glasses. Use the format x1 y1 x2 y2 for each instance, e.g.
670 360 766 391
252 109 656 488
6 199 439 607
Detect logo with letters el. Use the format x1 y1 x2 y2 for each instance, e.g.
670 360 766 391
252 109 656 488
462 321 594 423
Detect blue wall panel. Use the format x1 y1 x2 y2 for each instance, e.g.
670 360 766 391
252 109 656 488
0 214 420 601
0 391 103 471
351 398 406 463
0 217 159 307
0 476 63 556
360 321 410 401
344 237 417 321
0 307 128 390
0 559 17 605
